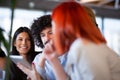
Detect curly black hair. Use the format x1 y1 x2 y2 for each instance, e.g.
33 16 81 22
30 15 52 48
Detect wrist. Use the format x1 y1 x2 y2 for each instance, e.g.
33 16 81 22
49 57 60 66
39 55 46 68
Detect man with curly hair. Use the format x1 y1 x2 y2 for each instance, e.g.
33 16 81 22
31 15 52 48
30 14 67 80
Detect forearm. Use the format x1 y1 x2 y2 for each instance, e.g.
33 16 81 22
33 54 46 79
49 57 68 80
38 54 46 69
39 58 45 69
37 59 47 80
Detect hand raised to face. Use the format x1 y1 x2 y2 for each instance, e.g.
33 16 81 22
43 40 58 62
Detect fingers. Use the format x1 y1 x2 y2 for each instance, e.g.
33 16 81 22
44 43 53 54
27 76 31 80
31 62 36 72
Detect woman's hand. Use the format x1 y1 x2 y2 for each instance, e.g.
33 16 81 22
17 62 42 80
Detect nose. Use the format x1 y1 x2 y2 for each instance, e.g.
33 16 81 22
45 34 51 41
22 39 26 44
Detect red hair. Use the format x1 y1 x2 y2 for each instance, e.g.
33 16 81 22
52 2 106 54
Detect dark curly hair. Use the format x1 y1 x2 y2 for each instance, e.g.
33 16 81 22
30 15 52 48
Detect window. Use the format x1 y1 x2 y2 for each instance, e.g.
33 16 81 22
96 17 120 55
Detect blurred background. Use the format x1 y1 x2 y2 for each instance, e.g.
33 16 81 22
0 0 120 55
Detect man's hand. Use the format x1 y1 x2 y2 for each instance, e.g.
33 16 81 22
43 40 58 62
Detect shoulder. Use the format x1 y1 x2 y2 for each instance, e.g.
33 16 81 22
70 39 83 51
35 51 42 56
67 39 83 63
33 52 42 62
32 51 42 59
68 39 83 55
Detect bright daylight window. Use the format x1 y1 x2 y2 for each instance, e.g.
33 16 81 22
96 17 120 55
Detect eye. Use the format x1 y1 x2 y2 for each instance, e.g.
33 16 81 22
18 38 23 41
40 33 45 37
48 30 53 35
26 38 30 41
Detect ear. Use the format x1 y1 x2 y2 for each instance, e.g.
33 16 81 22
14 41 16 47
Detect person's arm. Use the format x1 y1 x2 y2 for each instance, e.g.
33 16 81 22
33 54 47 79
49 57 69 80
38 52 46 69
43 41 69 80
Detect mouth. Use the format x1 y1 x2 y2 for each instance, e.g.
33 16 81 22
20 46 28 49
45 40 50 45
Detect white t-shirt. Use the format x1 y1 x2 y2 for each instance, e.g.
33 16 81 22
66 38 120 80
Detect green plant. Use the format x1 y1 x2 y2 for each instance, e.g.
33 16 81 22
0 28 9 52
5 0 16 79
0 0 16 79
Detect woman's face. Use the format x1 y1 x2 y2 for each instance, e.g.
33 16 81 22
14 32 31 55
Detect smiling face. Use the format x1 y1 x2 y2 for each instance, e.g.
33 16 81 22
40 27 53 46
14 32 31 56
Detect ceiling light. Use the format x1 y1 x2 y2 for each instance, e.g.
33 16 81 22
79 0 100 3
29 2 35 8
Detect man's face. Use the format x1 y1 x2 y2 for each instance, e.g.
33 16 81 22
40 27 53 46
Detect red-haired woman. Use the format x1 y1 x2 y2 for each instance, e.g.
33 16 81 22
43 1 120 80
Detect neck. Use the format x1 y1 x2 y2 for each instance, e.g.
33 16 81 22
21 54 27 60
